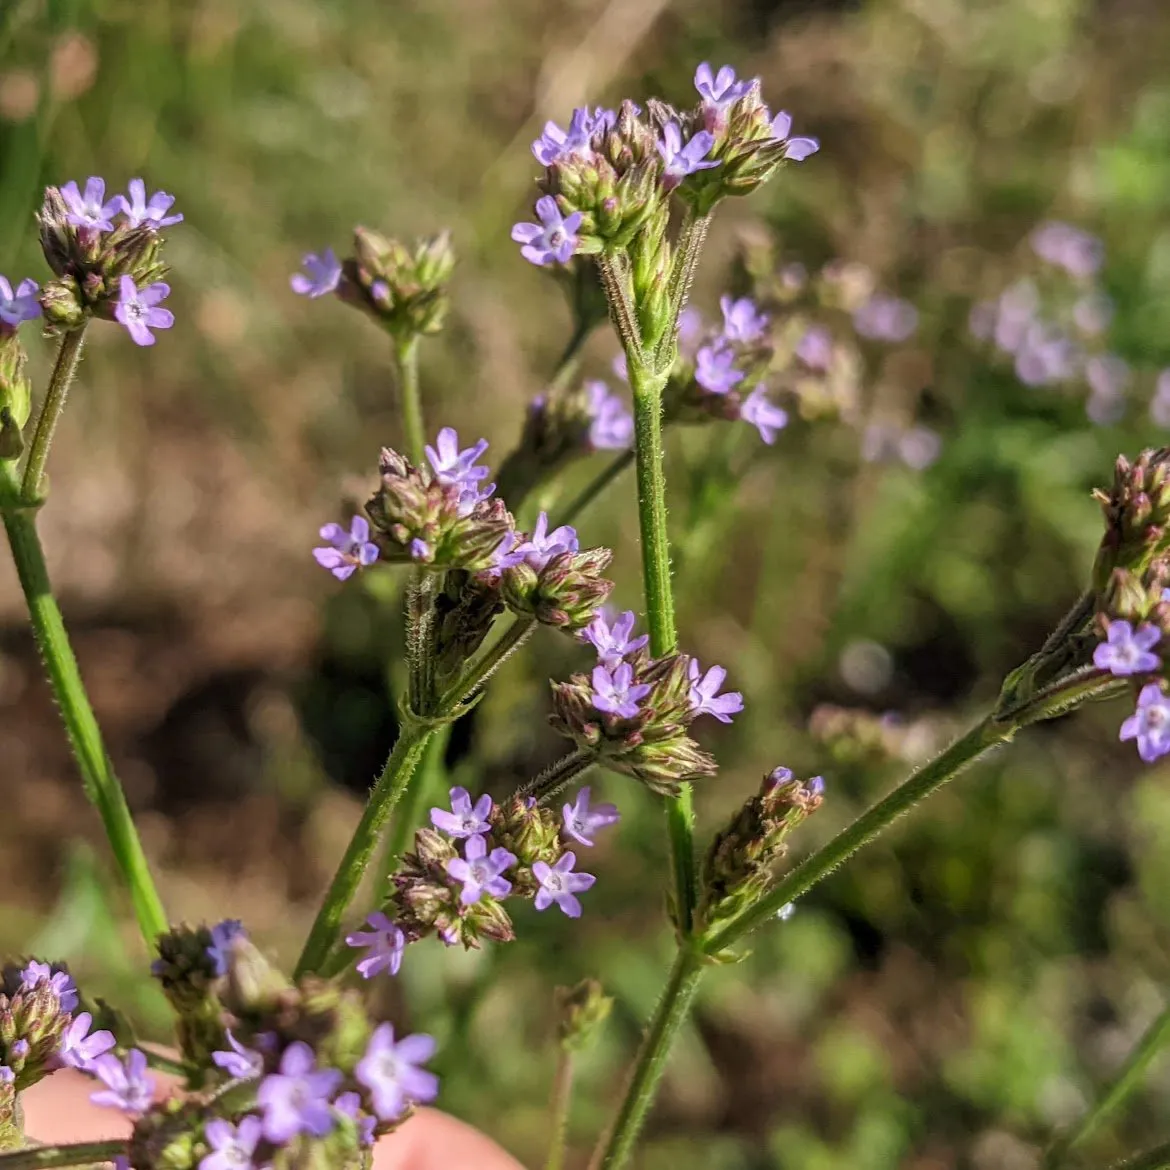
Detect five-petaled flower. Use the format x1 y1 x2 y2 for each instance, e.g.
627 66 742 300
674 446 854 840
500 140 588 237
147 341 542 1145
346 911 407 979
1094 620 1161 677
689 660 744 722
446 835 516 905
200 1116 264 1170
430 786 494 839
355 1024 439 1122
695 344 744 395
532 852 596 918
118 178 183 230
694 62 753 108
512 197 582 267
424 428 493 503
211 1031 264 1080
513 512 579 572
257 1042 343 1143
114 276 174 346
313 515 380 582
58 1012 115 1072
59 177 121 231
590 662 650 719
657 122 719 190
290 248 342 298
580 609 648 667
532 107 612 166
1120 682 1170 763
720 295 768 344
740 388 788 445
90 1049 155 1115
562 787 620 847
0 276 41 329
767 111 820 159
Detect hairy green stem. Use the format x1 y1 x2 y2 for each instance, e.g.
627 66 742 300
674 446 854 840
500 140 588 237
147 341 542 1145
20 326 86 503
0 1142 126 1169
379 725 449 890
395 335 425 465
436 617 535 709
0 462 167 949
545 1047 576 1170
518 748 595 804
555 450 635 529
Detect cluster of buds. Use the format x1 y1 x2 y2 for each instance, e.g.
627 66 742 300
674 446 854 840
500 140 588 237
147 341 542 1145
695 767 825 934
1093 449 1170 592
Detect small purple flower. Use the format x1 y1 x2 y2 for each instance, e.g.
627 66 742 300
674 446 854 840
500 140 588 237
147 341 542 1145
590 662 650 719
446 834 516 905
740 388 788 444
90 1049 155 1115
1014 323 1080 386
346 911 407 979
719 295 768 344
355 1024 439 1122
257 1042 343 1143
562 787 620 847
0 276 41 328
767 766 794 786
313 515 380 582
20 961 78 1012
992 281 1040 354
694 344 744 395
795 325 833 370
206 919 246 978
532 852 596 918
425 427 492 493
290 248 342 298
1030 221 1104 279
768 110 820 159
585 381 634 450
897 425 942 470
678 307 705 358
1120 682 1170 763
58 1012 115 1072
59 177 121 231
688 659 744 723
430 786 494 839
335 1091 377 1146
114 276 174 346
580 609 648 667
1085 353 1130 400
515 511 579 571
512 196 582 267
532 107 613 166
657 122 719 189
853 294 918 342
694 63 753 108
410 537 433 562
211 1030 264 1079
200 1116 264 1170
1093 620 1161 676
118 179 183 230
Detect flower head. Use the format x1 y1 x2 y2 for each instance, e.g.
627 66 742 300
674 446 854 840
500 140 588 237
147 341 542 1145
853 294 918 342
694 344 744 395
512 197 582 267
740 388 788 444
114 276 174 346
200 1116 263 1170
532 852 596 918
719 295 768 344
514 512 579 571
689 660 744 722
206 919 246 978
58 1012 115 1072
118 179 183 230
313 515 380 582
694 63 753 108
345 911 406 980
90 1049 155 1115
657 122 719 189
1120 682 1170 763
1030 221 1104 279
256 1042 343 1143
580 609 648 667
355 1024 439 1122
1094 620 1161 676
425 428 493 503
562 787 620 847
0 276 41 328
291 247 342 298
590 662 651 719
59 177 121 231
532 107 613 166
795 325 833 370
430 786 494 839
445 834 516 905
211 1031 264 1079
20 961 79 1012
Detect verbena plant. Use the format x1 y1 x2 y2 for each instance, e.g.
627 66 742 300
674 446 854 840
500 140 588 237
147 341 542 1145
0 62 1166 1170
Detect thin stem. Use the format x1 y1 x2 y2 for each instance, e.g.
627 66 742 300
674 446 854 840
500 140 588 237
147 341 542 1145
517 749 595 804
588 949 704 1170
1108 1143 1170 1170
379 725 450 892
554 450 634 529
20 326 86 503
0 462 167 949
0 1142 126 1170
395 335 425 466
545 1048 576 1170
437 617 535 709
657 213 710 370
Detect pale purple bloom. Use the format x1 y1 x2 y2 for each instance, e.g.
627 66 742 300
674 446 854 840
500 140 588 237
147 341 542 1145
200 1116 263 1170
345 911 406 979
720 295 768 344
206 919 246 977
59 177 120 231
20 961 78 1012
514 511 579 571
532 107 613 166
694 344 744 394
657 122 719 189
488 529 524 574
767 766 794 786
991 280 1040 353
694 63 753 108
291 248 342 298
562 787 620 847
580 609 648 667
356 1024 439 1121
740 388 788 444
795 325 833 370
430 786 493 839
1031 221 1104 278
58 1012 115 1072
897 425 942 470
1093 620 1160 676
446 834 516 905
0 276 41 328
425 427 491 490
1085 353 1130 400
585 381 633 450
612 351 628 382
410 537 433 562
512 196 582 267
90 1049 155 1115
689 659 744 722
114 276 174 346
1152 370 1170 428
1120 683 1170 763
211 1030 264 1079
590 662 650 719
1014 323 1080 386
335 1092 377 1146
677 306 704 358
853 294 918 342
257 1042 342 1142
0 1067 11 1085
768 111 820 159
118 179 182 229
313 515 379 582
10 1041 28 1061
532 852 596 918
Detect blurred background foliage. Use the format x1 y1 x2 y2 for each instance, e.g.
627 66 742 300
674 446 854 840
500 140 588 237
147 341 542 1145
3 0 1170 1166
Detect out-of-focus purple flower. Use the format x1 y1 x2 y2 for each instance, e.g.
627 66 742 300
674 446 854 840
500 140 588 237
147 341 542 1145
562 787 620 847
677 306 704 358
1085 353 1130 400
514 512 579 571
1014 323 1080 386
688 660 744 723
356 1024 439 1122
991 281 1039 353
968 300 996 342
20 961 78 1012
512 197 582 267
1094 620 1161 676
1073 292 1113 336
257 1042 342 1143
694 63 753 108
740 388 788 444
532 107 613 166
590 662 650 719
114 276 174 346
1087 390 1126 426
335 1092 377 1146
780 262 808 291
200 1116 263 1170
90 1049 154 1115
695 344 744 395
795 325 833 370
345 912 406 980
719 295 768 344
211 1031 264 1079
580 609 648 667
585 381 634 450
290 248 342 298
118 179 183 230
206 919 246 978
853 294 918 342
0 276 41 328
58 1012 115 1072
657 122 719 189
430 786 493 839
1120 682 1170 763
768 111 819 159
1152 370 1170 428
532 852 596 918
612 351 628 383
897 425 942 470
446 835 516 905
60 177 121 231
313 515 380 582
1031 221 1104 279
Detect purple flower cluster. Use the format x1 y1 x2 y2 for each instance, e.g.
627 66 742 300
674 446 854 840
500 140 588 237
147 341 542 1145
425 427 496 513
532 106 616 167
852 294 918 343
1092 619 1170 763
861 421 943 471
693 63 819 159
562 786 620 847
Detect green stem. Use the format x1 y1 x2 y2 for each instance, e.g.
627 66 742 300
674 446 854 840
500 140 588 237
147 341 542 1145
588 949 704 1170
545 1048 576 1170
20 326 86 504
379 725 449 891
554 451 635 529
395 335 425 466
0 462 167 949
0 1142 126 1170
1108 1143 1170 1170
518 749 595 804
436 617 535 709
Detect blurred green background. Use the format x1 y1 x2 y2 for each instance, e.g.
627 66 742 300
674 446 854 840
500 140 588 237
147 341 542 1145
4 0 1170 1166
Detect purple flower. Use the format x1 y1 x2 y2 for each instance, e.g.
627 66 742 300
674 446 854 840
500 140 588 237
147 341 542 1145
424 427 492 495
512 196 582 267
90 1049 155 1115
740 388 788 444
0 276 41 328
532 852 596 918
257 1042 342 1143
678 307 704 359
719 295 768 344
532 107 613 166
590 662 650 719
1120 683 1170 764
290 248 342 298
59 177 121 231
430 786 493 839
694 63 753 108
114 276 174 346
657 122 719 189
1085 353 1130 400
1014 323 1080 386
795 325 833 370
514 512 579 571
1030 221 1104 279
58 1012 115 1072
768 111 820 159
20 961 78 1012
580 609 648 667
446 834 516 905
118 179 183 230
585 381 634 450
562 787 620 847
992 281 1040 354
211 1031 264 1079
355 1024 439 1122
346 911 407 980
897 425 942 470
200 1116 263 1170
206 919 246 977
853 294 918 342
694 344 744 395
313 515 380 582
1093 620 1161 676
688 659 744 723
335 1091 377 1146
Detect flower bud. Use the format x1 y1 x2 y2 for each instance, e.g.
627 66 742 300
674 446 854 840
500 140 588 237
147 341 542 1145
219 937 293 1018
490 796 562 869
341 228 455 338
38 279 86 331
1094 449 1170 591
501 547 614 632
